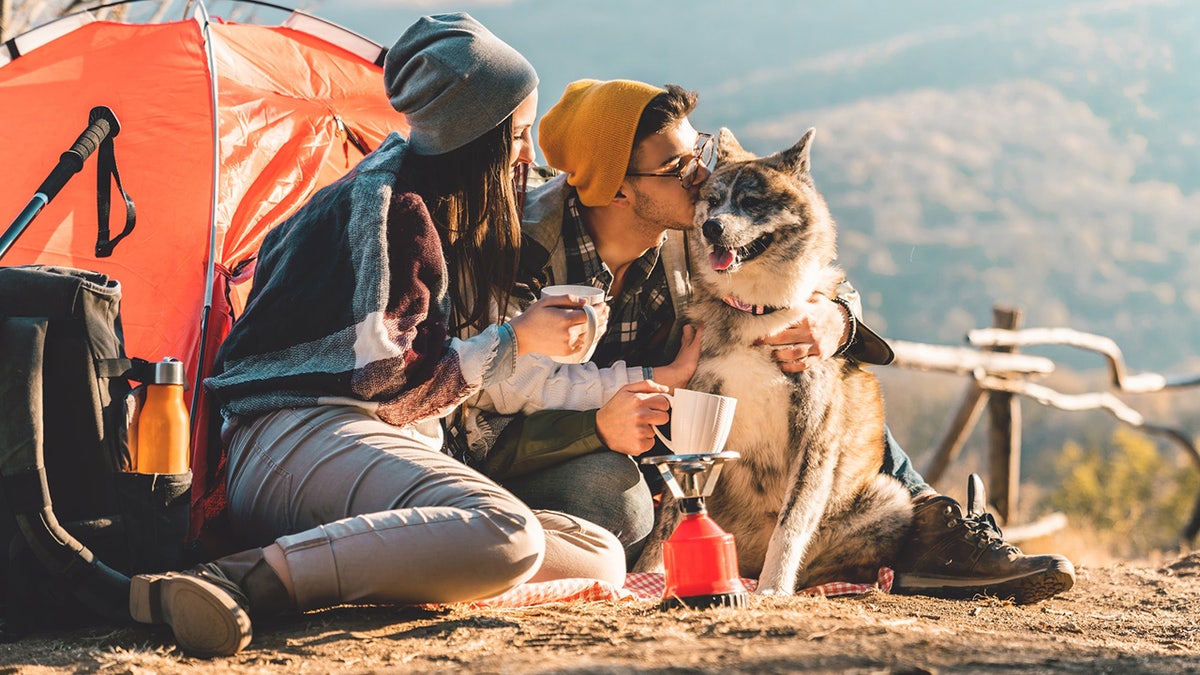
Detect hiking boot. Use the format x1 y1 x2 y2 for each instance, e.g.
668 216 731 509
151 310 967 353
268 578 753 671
892 474 1075 604
130 547 291 657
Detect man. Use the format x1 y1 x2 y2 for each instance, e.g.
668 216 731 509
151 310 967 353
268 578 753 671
468 79 1074 603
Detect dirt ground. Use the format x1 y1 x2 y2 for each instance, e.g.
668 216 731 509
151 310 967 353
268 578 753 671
2 550 1199 675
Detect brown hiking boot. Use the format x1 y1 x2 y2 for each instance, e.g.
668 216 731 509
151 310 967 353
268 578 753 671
129 547 291 657
892 474 1075 604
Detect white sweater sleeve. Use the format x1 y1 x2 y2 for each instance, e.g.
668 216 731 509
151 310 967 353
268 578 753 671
472 354 646 415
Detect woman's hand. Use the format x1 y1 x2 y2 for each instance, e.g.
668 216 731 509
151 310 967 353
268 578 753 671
649 324 701 392
507 294 609 359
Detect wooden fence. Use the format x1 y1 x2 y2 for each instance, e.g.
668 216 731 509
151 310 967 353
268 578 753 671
888 306 1200 544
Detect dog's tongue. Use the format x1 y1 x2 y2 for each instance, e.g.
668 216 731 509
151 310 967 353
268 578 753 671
709 248 735 270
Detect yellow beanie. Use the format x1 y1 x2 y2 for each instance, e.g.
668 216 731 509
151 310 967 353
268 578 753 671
538 79 665 207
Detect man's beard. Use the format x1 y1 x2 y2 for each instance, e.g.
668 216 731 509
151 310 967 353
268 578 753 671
629 184 692 235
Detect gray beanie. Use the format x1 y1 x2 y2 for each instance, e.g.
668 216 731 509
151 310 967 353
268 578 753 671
384 13 538 155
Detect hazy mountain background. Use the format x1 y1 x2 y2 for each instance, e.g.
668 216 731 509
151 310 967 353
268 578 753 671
322 0 1199 374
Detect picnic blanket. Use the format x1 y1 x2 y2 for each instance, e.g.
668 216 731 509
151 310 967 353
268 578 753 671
454 569 894 609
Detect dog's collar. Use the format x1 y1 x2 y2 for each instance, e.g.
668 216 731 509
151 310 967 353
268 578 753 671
723 295 785 315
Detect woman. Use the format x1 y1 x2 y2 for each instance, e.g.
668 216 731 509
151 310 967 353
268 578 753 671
129 13 625 657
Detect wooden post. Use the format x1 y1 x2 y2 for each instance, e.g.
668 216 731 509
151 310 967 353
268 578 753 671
923 383 989 484
986 306 1022 523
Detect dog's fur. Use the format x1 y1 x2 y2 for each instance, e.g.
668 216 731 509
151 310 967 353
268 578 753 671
633 128 912 594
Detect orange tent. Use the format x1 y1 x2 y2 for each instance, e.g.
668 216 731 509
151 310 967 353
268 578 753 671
0 5 408 543
0 6 407 373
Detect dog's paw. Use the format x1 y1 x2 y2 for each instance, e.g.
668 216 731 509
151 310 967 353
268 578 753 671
753 583 794 596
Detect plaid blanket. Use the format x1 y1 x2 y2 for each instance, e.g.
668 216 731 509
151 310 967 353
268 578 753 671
449 569 894 609
206 133 510 426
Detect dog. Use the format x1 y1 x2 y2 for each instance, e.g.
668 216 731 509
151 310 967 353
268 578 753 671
633 128 912 595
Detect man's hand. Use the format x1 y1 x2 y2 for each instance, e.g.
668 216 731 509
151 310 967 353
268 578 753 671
647 324 701 392
595 380 671 456
756 293 850 373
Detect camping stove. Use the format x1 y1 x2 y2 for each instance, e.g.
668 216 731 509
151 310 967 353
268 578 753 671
642 452 749 609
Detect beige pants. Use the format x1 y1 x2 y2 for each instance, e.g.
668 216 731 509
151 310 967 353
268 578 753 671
224 405 624 610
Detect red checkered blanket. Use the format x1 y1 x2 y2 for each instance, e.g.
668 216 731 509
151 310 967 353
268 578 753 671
453 568 894 609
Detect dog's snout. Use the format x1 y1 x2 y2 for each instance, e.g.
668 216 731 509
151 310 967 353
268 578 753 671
702 218 723 241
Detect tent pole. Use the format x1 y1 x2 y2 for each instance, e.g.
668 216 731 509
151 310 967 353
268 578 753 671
191 0 220 433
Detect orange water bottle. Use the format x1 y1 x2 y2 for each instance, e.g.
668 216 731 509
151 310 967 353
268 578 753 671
135 357 190 474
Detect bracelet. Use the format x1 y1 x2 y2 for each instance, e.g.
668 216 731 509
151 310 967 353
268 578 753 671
830 295 857 357
642 365 654 381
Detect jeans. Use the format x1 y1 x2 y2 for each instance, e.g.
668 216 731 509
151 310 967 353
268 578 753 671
884 426 933 498
500 450 655 569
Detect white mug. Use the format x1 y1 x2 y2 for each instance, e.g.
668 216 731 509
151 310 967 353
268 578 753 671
653 388 738 455
539 284 607 364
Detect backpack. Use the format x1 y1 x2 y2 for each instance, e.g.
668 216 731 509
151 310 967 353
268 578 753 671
0 265 192 639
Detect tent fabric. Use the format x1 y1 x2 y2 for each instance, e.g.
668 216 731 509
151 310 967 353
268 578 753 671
0 10 409 546
0 11 407 369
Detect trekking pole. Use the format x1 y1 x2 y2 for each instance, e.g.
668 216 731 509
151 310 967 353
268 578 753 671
0 106 121 261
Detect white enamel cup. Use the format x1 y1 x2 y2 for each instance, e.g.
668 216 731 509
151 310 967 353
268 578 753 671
539 284 607 364
653 388 738 455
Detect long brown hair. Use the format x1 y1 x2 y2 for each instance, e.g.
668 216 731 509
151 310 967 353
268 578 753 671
401 115 520 334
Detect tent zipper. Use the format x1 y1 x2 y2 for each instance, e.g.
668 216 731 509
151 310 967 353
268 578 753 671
334 114 371 157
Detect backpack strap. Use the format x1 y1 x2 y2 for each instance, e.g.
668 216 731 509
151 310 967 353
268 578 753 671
97 357 134 379
120 357 155 384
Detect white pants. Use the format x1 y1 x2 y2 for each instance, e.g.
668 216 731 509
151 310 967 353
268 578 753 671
224 405 624 610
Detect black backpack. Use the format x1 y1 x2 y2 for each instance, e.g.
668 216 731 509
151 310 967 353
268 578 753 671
0 265 191 639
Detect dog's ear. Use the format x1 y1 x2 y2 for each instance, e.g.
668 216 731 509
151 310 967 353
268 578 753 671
716 127 753 165
777 127 816 179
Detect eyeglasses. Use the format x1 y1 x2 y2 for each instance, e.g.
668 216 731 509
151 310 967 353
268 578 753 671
625 132 714 189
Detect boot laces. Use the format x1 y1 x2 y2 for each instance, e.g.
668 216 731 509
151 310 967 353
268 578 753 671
192 563 252 611
960 511 1018 553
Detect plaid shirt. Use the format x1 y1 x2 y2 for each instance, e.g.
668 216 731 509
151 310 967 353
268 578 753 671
561 193 676 368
